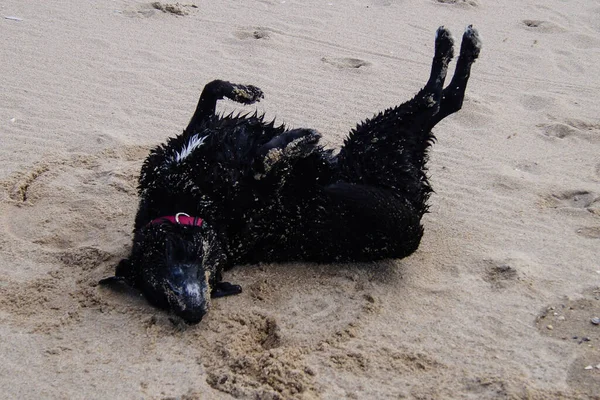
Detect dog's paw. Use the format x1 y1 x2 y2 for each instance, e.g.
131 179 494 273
211 281 243 298
256 128 321 177
280 128 321 158
461 25 482 61
231 84 264 104
435 26 455 61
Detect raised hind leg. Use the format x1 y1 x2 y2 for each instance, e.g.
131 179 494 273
426 25 482 130
421 26 455 114
184 80 264 135
276 27 480 263
336 26 454 191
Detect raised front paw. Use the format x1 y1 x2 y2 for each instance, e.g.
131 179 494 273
231 84 264 104
255 128 321 176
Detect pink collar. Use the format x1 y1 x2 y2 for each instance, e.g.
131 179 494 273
149 212 203 227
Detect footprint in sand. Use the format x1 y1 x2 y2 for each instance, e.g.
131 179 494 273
481 259 519 290
520 94 554 112
576 226 600 239
538 123 579 139
366 0 393 6
150 2 196 16
521 20 566 33
552 50 586 75
537 119 600 141
490 173 526 193
121 2 196 18
569 33 600 49
535 290 600 340
548 190 597 209
515 160 542 175
321 57 371 69
545 190 600 216
434 0 480 7
234 27 273 40
536 288 600 398
565 119 600 132
567 355 600 397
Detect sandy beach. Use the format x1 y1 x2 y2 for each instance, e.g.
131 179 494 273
1 0 599 398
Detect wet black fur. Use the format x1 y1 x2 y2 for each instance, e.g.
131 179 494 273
101 26 481 324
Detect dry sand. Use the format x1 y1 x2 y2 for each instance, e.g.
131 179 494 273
1 0 600 398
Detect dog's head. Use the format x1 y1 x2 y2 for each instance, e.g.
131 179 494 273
108 219 227 324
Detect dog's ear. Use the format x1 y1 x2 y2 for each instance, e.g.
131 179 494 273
98 258 133 286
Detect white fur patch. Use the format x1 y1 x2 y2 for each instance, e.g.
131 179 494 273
175 134 208 162
185 283 201 297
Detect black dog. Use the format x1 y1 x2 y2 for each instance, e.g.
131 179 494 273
101 26 481 324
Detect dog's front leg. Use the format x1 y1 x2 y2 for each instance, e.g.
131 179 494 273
211 281 242 298
253 128 321 178
185 80 264 134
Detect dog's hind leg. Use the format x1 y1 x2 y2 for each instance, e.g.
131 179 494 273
420 26 455 114
336 27 454 192
426 25 481 130
185 80 264 134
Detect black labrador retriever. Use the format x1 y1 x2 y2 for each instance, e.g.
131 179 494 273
101 26 481 324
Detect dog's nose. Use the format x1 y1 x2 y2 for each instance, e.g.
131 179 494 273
178 308 206 325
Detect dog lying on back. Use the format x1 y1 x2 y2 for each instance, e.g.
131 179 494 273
101 26 481 324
